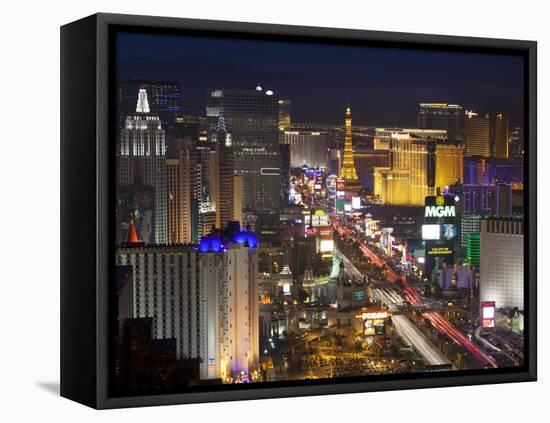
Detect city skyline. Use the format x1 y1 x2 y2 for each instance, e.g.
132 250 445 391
116 32 525 127
113 31 525 395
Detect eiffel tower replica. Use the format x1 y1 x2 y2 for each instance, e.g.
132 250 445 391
339 106 362 195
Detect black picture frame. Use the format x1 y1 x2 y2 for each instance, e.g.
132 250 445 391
61 12 537 409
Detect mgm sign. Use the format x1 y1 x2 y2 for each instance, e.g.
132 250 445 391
425 195 456 220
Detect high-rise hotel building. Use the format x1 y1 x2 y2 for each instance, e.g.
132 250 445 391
491 112 509 159
167 146 202 244
116 223 260 382
464 110 509 159
373 129 463 206
199 230 259 382
464 110 491 157
117 88 168 244
208 111 236 229
480 217 524 310
206 85 280 234
283 130 329 169
418 103 464 144
117 80 183 139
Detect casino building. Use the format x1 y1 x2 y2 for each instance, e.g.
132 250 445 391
116 221 259 382
479 217 524 310
373 129 463 206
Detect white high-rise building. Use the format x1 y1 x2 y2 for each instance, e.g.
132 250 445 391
116 245 203 362
479 218 524 310
118 88 167 244
201 243 259 381
116 227 259 382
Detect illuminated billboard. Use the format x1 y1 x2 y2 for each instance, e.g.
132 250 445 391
319 239 334 253
318 226 332 238
362 311 388 337
422 224 441 240
352 196 361 209
326 174 338 193
481 301 496 329
442 224 458 240
426 246 453 256
424 195 458 222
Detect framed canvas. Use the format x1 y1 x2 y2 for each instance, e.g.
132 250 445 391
60 13 537 409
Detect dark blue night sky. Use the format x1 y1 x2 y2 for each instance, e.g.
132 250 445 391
116 32 524 127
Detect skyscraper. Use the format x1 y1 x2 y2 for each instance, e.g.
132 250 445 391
435 143 464 189
283 130 329 169
279 143 291 204
198 222 260 381
464 110 491 157
491 112 509 159
206 86 281 234
167 145 202 244
278 99 291 131
208 111 236 228
117 80 183 138
116 222 260 382
339 107 361 192
509 127 523 158
480 217 524 310
117 88 167 244
116 243 203 365
418 103 464 144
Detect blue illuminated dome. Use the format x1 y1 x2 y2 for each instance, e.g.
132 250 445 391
198 221 258 252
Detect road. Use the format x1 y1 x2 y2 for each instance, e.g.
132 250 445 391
423 311 498 368
391 314 452 367
372 287 405 306
333 246 364 281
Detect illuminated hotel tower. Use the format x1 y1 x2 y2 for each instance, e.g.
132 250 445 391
464 110 490 158
210 110 236 228
117 88 167 244
339 107 361 192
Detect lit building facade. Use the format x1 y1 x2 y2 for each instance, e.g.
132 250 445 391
208 111 236 228
117 88 168 244
373 129 462 206
353 148 390 193
206 86 281 233
167 148 202 244
435 144 464 188
283 130 329 169
509 126 523 159
116 223 260 382
116 244 204 371
466 233 480 266
479 218 524 310
491 112 509 159
117 80 183 137
417 103 464 144
464 110 491 157
460 214 482 248
450 184 512 216
198 224 260 381
278 99 291 131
